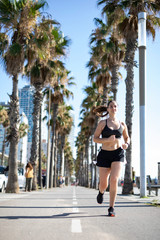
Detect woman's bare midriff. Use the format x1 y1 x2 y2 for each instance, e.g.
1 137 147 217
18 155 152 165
102 138 122 151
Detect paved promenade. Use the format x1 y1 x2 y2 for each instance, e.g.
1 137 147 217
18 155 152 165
0 186 160 240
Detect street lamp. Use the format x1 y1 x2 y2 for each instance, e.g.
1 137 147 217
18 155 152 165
138 12 147 197
46 88 51 189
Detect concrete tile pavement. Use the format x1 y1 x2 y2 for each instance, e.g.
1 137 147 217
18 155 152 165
117 186 160 205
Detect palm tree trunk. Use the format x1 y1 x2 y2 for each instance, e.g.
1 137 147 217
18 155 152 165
85 138 90 188
93 117 99 189
102 87 108 105
53 131 58 187
46 89 51 188
94 142 98 189
30 84 43 190
111 65 119 101
78 153 82 186
38 105 42 189
49 132 55 188
60 135 65 177
91 137 94 188
80 152 84 186
6 75 19 193
122 38 137 194
49 103 58 188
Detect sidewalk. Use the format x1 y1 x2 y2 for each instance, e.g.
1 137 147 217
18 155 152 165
117 186 160 205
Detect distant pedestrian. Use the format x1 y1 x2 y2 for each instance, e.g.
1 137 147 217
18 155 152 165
93 100 130 217
25 162 33 192
132 167 136 187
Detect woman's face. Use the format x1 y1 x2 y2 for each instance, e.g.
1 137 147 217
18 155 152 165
107 101 118 115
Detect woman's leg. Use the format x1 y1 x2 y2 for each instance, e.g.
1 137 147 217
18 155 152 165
99 167 111 193
109 162 122 208
25 178 29 191
28 178 32 191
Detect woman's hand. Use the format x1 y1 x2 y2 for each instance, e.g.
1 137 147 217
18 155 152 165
122 143 129 150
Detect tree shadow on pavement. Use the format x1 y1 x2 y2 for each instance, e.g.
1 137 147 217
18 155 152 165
0 202 153 210
0 212 121 220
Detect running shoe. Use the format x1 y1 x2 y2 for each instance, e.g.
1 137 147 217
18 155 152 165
97 191 104 204
108 207 115 217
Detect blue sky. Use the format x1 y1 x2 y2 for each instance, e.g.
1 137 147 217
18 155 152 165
0 0 160 178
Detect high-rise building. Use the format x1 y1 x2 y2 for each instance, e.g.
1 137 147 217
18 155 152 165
19 85 34 143
19 85 35 161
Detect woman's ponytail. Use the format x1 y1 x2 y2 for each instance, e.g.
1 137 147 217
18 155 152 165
93 100 114 117
93 105 109 117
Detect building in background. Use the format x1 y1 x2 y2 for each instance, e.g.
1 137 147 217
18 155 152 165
19 85 34 161
0 89 48 166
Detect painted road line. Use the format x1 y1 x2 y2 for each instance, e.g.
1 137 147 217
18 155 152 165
73 201 78 205
71 219 82 233
72 208 79 213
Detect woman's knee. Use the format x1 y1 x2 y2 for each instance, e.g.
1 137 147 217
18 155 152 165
110 175 119 185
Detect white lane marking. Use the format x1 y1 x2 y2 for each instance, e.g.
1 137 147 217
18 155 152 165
73 197 77 201
73 201 77 205
72 208 79 213
71 219 82 233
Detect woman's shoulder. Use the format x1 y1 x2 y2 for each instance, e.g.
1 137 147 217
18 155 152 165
98 119 107 126
97 119 107 131
120 121 127 129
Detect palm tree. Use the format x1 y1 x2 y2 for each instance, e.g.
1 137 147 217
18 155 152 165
64 139 74 183
56 103 73 181
90 18 125 100
75 133 86 186
43 87 62 188
88 60 111 105
101 36 125 100
88 27 112 105
78 106 96 188
18 122 29 139
49 70 74 188
0 0 46 193
81 83 101 188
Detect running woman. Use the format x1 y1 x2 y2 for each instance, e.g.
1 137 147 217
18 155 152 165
93 100 130 217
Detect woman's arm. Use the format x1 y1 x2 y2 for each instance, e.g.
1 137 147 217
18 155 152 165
93 120 116 144
121 122 130 150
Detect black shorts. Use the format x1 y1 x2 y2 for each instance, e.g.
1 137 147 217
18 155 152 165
96 147 124 168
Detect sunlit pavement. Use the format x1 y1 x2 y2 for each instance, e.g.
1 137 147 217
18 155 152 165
0 186 160 240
